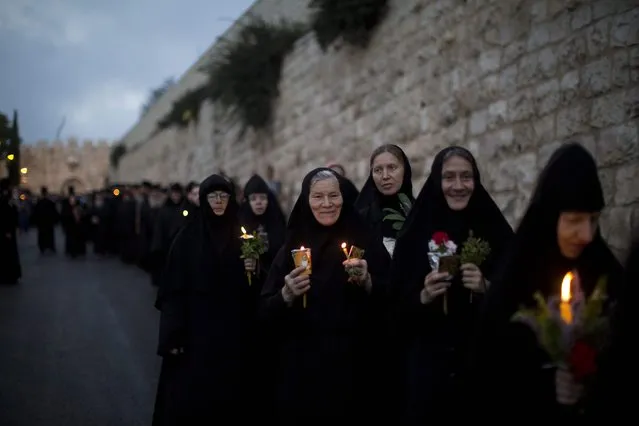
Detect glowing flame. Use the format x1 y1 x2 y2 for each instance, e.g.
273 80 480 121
561 272 573 302
113 188 120 196
182 210 189 217
241 226 247 234
341 242 347 249
300 246 305 250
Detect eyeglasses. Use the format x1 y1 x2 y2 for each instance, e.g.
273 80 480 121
207 192 230 201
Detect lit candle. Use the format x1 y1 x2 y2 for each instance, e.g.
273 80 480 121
240 226 254 239
341 242 349 258
560 272 573 324
182 209 189 217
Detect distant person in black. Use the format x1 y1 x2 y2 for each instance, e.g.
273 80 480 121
32 186 59 254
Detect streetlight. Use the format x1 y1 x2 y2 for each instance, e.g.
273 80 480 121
20 167 28 174
7 153 14 161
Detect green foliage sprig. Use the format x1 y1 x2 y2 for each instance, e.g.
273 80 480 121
110 143 127 169
310 0 389 51
201 18 306 136
382 193 412 231
157 85 210 130
460 230 491 266
240 230 267 260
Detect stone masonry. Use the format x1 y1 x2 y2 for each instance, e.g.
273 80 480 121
13 139 111 194
112 0 639 258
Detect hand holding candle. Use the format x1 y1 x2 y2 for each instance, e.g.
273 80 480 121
341 242 367 283
291 246 312 307
239 226 266 286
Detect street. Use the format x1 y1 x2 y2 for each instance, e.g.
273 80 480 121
0 230 160 426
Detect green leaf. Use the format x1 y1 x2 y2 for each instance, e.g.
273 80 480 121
383 213 405 222
382 207 402 216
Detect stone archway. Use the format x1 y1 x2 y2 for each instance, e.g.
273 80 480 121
60 177 85 195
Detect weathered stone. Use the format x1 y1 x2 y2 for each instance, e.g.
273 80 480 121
615 163 639 206
111 0 639 258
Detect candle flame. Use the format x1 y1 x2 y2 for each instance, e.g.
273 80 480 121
300 246 305 250
182 210 189 217
341 242 347 249
561 272 573 302
241 226 247 234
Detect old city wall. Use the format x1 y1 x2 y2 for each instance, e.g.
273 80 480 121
18 139 111 194
114 0 639 257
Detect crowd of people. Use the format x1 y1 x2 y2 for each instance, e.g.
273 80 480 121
1 142 636 424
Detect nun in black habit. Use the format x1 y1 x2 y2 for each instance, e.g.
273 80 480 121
0 178 21 285
391 146 514 425
469 143 623 420
239 174 286 273
260 167 390 425
355 144 414 259
152 174 258 425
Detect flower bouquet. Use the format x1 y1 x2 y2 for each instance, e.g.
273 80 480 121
428 231 458 315
428 231 459 275
240 227 267 286
460 230 491 302
512 272 610 387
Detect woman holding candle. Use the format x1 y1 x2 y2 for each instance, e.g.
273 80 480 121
152 174 258 425
469 143 624 420
238 174 287 274
260 167 389 426
390 146 514 424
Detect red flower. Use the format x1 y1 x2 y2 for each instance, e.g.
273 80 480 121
432 231 449 245
569 340 598 381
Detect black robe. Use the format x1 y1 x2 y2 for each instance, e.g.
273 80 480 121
32 196 59 253
469 143 623 421
0 187 21 285
391 146 514 425
150 197 187 288
260 167 390 425
152 174 258 425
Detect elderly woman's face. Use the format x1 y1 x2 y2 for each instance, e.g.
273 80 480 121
308 177 343 226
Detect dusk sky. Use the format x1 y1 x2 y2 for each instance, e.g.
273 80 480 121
0 0 255 144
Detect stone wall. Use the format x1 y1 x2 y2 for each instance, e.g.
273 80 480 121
16 139 111 194
113 0 639 257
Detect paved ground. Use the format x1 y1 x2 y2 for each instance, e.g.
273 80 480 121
0 230 161 426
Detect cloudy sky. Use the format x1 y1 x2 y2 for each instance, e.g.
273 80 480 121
0 0 254 144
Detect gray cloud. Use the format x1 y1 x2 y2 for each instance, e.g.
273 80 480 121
0 0 255 143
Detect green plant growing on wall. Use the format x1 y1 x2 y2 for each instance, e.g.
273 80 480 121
201 18 306 136
110 143 127 169
157 85 210 130
310 0 389 51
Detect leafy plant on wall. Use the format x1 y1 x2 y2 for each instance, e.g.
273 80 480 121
110 143 127 169
310 0 389 51
201 18 306 136
157 85 210 131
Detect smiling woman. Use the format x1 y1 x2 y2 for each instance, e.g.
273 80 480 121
308 170 343 227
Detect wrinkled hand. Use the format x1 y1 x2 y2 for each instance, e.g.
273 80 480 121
556 366 583 405
244 258 256 272
461 263 486 293
343 258 369 285
420 271 451 304
282 266 310 303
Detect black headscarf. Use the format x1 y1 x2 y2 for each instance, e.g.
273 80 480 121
480 143 623 328
198 174 238 252
238 174 286 252
355 144 414 240
392 146 514 298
